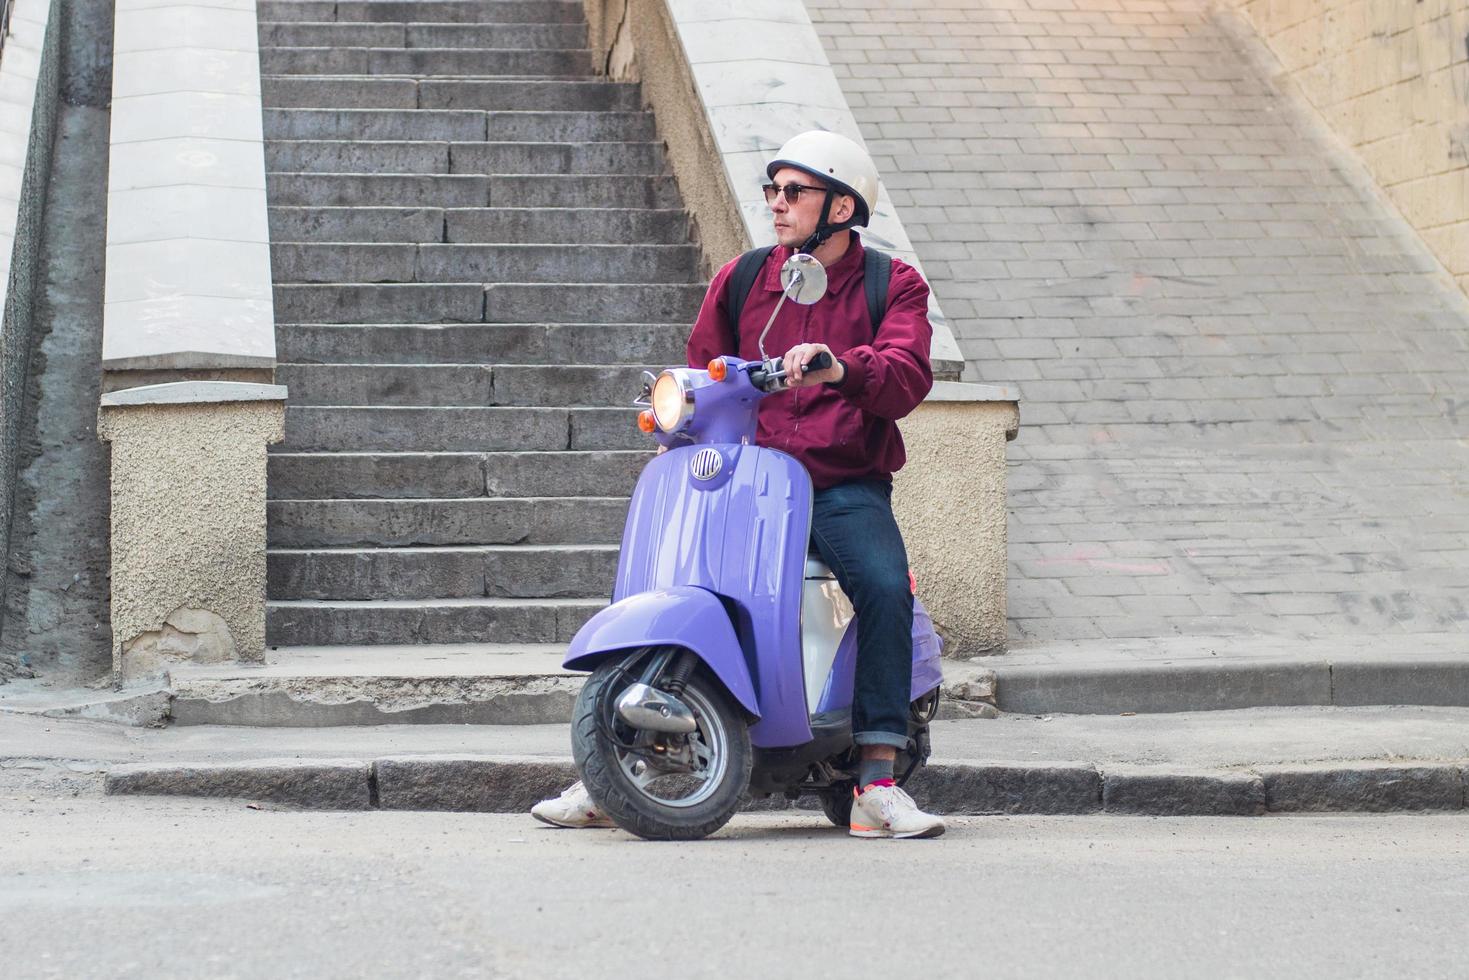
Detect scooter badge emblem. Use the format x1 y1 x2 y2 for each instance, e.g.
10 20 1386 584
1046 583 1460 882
690 448 723 481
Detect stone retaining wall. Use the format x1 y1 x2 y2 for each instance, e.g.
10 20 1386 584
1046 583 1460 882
1226 0 1469 296
0 0 61 675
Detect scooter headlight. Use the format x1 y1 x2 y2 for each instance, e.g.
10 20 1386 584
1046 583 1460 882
650 371 694 433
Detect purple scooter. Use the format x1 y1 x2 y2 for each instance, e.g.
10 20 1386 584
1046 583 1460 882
563 253 944 841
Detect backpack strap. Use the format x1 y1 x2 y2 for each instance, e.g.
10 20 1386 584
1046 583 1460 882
863 247 893 333
726 245 775 353
727 244 892 351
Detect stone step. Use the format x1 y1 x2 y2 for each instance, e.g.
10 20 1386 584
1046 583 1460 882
449 140 664 175
266 141 452 174
260 173 676 211
269 206 447 243
491 111 656 143
268 172 490 207
264 108 487 142
258 0 586 25
265 138 664 175
274 323 687 364
406 22 588 48
274 283 485 323
264 75 418 110
259 46 592 76
165 644 577 726
261 20 405 47
267 597 602 646
445 207 689 245
273 282 705 323
281 405 566 453
487 174 673 210
279 405 644 452
419 79 640 111
481 363 658 406
257 0 338 20
258 21 587 50
159 650 990 729
267 450 649 500
276 363 491 405
269 243 700 285
268 497 628 548
261 76 641 112
262 109 655 144
268 544 619 599
483 283 706 324
267 205 690 245
275 363 656 407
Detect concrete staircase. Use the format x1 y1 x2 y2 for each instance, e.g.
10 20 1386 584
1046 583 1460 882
202 0 708 721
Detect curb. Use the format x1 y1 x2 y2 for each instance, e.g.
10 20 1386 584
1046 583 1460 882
105 759 373 810
102 755 1469 817
991 656 1469 715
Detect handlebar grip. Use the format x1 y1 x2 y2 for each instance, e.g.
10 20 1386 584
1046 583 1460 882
805 351 833 372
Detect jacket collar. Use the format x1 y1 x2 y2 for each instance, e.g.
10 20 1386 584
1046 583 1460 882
762 232 865 294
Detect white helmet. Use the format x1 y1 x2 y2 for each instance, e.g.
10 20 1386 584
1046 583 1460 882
766 130 879 230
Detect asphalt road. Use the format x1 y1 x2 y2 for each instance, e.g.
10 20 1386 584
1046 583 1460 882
4 772 1468 979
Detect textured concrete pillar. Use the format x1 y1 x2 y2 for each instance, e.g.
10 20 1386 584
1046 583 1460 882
893 383 1020 657
97 382 285 683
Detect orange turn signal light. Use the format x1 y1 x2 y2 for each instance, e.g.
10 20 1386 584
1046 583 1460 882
707 358 728 382
637 410 657 433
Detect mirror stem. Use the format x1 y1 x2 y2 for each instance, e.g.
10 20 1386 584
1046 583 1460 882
755 274 803 361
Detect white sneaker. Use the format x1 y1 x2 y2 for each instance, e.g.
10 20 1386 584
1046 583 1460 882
530 781 615 829
849 783 945 839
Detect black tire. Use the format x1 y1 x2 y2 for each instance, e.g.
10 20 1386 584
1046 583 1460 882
572 650 752 841
818 780 857 828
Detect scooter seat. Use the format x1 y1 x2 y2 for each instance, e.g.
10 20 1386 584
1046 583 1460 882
804 556 836 580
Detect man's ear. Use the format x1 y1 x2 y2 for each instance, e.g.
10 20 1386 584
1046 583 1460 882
833 194 855 224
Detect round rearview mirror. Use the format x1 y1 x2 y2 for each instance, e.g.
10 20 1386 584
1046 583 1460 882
780 253 827 306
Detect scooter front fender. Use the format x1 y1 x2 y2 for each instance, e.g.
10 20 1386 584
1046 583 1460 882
563 587 760 719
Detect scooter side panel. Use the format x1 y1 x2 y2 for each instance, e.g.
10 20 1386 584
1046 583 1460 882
562 586 760 718
814 596 946 715
611 444 812 748
724 450 813 747
613 446 729 601
910 597 944 700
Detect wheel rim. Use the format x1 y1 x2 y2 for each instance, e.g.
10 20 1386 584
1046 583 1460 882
611 678 730 809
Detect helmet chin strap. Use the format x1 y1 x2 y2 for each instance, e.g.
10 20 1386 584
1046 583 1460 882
796 189 858 255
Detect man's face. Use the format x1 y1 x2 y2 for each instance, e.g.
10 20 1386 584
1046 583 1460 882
768 166 851 249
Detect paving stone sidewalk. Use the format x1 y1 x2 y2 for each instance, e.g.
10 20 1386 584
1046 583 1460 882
806 0 1469 649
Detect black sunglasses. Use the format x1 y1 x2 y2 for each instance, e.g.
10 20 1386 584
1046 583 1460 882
762 181 826 204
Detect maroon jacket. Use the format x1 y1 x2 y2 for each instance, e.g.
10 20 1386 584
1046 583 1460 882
686 235 934 490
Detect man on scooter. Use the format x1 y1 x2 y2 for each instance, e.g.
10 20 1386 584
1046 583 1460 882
534 131 945 839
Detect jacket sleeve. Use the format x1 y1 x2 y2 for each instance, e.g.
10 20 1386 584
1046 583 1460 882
829 258 934 420
685 258 740 368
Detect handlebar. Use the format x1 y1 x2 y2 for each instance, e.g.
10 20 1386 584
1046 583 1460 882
747 351 836 393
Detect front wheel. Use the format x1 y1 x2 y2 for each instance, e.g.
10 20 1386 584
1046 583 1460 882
571 649 752 841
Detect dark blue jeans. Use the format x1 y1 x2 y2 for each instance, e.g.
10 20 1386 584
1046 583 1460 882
809 479 912 749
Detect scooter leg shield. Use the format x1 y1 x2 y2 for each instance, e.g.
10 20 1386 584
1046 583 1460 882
562 586 760 719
